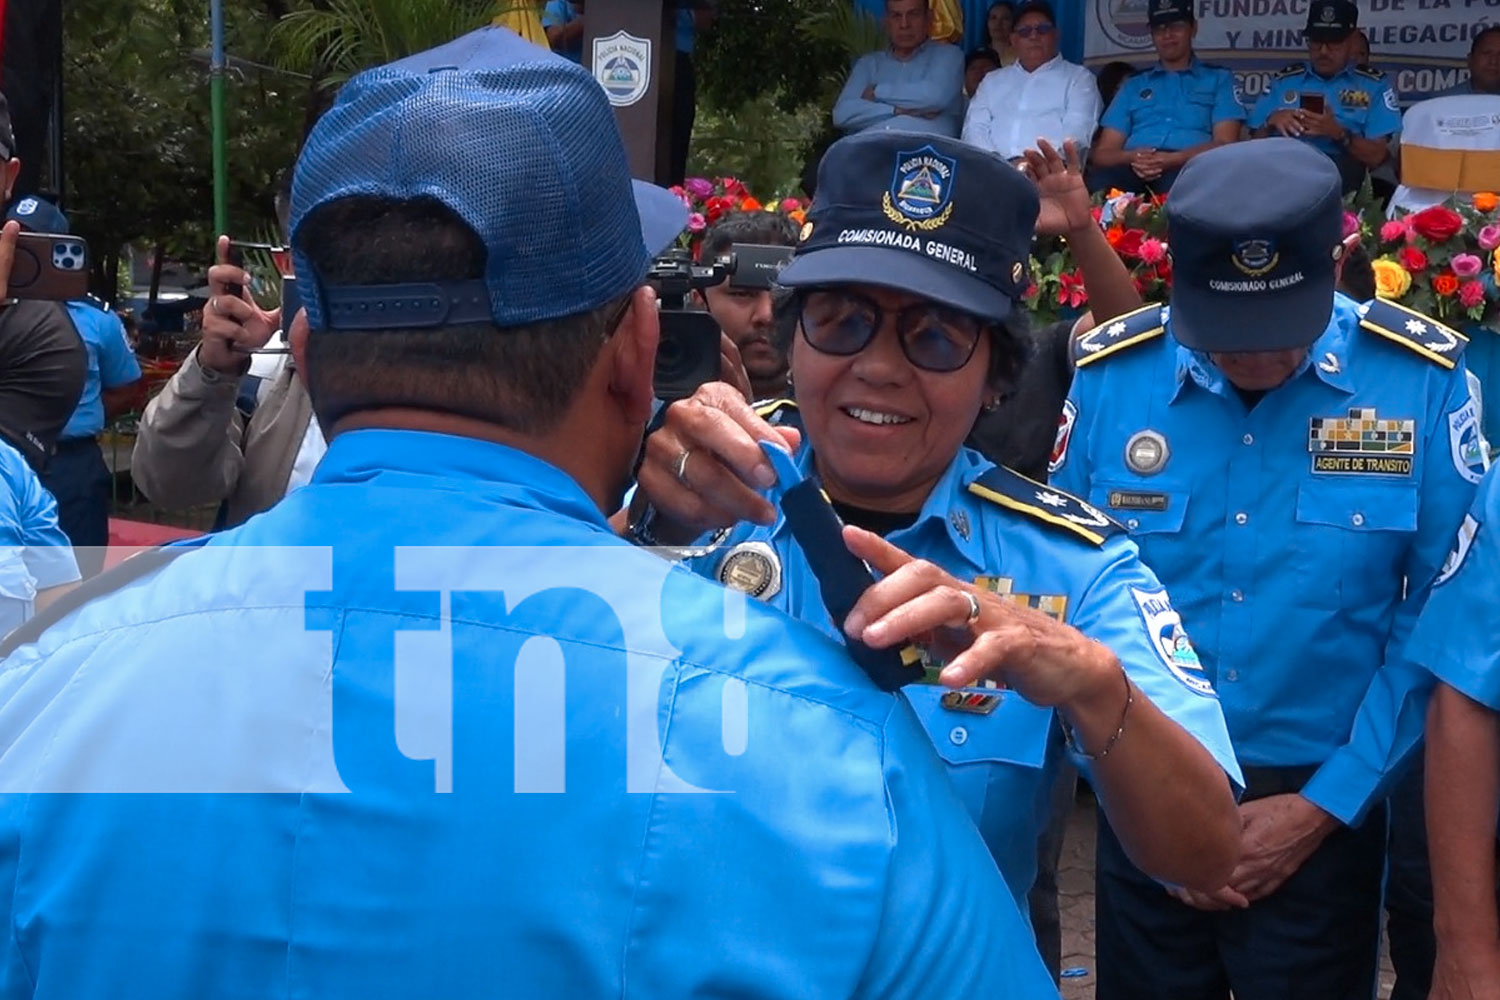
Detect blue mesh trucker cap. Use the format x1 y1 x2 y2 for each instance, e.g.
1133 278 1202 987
289 26 688 332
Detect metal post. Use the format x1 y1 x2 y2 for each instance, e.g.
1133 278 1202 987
210 0 227 236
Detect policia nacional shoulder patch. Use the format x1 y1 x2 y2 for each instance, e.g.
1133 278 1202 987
1072 304 1167 367
968 466 1123 546
1357 298 1469 369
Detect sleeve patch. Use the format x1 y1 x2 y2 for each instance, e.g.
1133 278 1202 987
1435 513 1481 587
1448 396 1490 485
1049 399 1077 475
1129 587 1216 697
1383 87 1399 110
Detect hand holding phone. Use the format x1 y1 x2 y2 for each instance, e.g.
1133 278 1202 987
198 235 282 373
6 230 89 301
1299 93 1326 115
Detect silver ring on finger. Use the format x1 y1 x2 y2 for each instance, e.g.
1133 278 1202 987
962 590 981 625
673 449 692 486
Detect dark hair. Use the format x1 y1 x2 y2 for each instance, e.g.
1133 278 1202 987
1473 25 1500 54
1096 61 1139 108
296 195 626 435
698 211 798 264
1013 0 1056 26
1338 239 1376 302
770 286 1030 394
987 1 1015 14
967 47 1002 70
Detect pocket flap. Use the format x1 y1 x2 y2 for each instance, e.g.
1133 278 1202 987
905 685 1053 768
1090 482 1190 535
1295 478 1419 532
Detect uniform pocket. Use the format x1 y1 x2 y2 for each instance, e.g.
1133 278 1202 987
1294 479 1418 609
1090 481 1191 536
904 685 1053 769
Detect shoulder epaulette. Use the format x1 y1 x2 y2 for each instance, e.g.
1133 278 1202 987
1357 298 1469 369
1354 63 1385 80
1274 63 1303 78
753 397 800 426
1073 304 1167 367
967 466 1123 547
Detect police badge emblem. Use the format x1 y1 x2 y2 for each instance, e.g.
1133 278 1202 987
1124 429 1170 475
1231 238 1279 277
592 31 652 107
882 146 957 231
715 542 783 600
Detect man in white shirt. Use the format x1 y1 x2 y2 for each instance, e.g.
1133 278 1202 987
963 0 1101 161
832 0 965 138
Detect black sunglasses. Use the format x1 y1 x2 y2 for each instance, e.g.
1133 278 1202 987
1015 23 1055 37
797 289 989 373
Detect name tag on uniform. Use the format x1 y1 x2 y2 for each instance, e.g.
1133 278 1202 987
1107 490 1170 511
1308 407 1416 476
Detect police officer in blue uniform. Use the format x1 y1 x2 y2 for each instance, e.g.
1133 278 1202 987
629 131 1244 964
0 433 79 633
1410 466 1500 1000
1053 137 1480 1000
0 28 1058 999
1249 0 1401 195
1087 0 1243 194
9 198 142 579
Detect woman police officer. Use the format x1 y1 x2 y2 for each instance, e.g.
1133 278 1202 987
627 132 1243 917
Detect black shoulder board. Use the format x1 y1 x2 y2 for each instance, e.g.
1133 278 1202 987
0 545 192 658
1274 63 1304 78
1073 304 1167 367
754 397 801 426
1357 298 1469 370
967 466 1123 547
1354 64 1384 80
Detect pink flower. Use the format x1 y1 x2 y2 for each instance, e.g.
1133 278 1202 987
1480 225 1500 252
1453 253 1484 278
1139 237 1167 265
1379 219 1409 243
687 212 707 234
683 177 714 200
780 198 802 213
1460 279 1487 309
1342 212 1361 239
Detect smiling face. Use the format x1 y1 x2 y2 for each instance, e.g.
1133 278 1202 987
791 285 994 513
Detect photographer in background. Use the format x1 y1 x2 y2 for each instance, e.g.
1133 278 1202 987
693 211 795 402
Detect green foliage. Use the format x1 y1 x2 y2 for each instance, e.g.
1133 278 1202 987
273 0 505 85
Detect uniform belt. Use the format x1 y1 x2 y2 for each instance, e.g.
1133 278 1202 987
55 436 99 451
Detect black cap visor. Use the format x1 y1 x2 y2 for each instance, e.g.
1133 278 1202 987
777 244 1015 322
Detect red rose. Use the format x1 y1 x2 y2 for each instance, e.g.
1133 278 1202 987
1408 206 1465 243
1116 228 1146 259
704 196 731 224
1398 246 1429 272
1433 272 1460 297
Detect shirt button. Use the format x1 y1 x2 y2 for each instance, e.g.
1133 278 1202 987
1235 512 1249 525
1127 518 1140 530
1224 669 1239 682
1231 589 1244 602
1242 433 1254 445
949 726 969 747
1351 512 1365 527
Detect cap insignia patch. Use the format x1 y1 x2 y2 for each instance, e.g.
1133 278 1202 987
1231 238 1279 277
883 146 956 232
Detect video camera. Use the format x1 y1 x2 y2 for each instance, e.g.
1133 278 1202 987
647 243 794 401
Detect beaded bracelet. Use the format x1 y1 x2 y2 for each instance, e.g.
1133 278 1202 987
1060 665 1134 761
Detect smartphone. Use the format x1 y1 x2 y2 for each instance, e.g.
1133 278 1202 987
1300 93 1326 114
8 232 88 301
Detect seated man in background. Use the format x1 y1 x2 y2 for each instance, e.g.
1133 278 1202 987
9 198 141 579
1437 26 1500 96
694 211 795 402
833 0 965 138
1087 0 1242 193
964 0 1099 162
965 47 1001 100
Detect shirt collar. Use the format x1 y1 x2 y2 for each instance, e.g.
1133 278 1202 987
1147 57 1201 75
1169 303 1354 403
313 428 610 529
889 39 930 61
1016 53 1063 75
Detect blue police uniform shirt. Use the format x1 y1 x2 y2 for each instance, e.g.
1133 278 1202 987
0 436 78 635
680 406 1241 908
1053 295 1481 825
1099 59 1245 152
677 8 695 53
1249 62 1403 156
832 40 967 138
59 300 141 441
1405 465 1500 708
540 0 582 63
0 428 1056 999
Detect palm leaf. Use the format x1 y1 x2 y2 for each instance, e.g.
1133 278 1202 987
273 0 508 85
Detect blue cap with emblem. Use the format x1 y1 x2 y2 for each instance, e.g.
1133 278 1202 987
777 131 1039 322
288 26 687 332
1165 138 1343 353
1148 0 1194 27
1306 0 1357 41
5 196 68 234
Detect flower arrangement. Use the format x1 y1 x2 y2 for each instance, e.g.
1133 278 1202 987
1366 196 1500 325
1026 190 1172 326
668 177 809 253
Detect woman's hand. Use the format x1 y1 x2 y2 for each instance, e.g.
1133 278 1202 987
635 382 801 541
840 525 1118 708
1027 139 1094 238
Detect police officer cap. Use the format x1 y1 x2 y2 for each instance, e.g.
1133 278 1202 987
1148 0 1194 28
1165 138 1342 353
5 196 68 234
1306 0 1358 41
778 131 1039 322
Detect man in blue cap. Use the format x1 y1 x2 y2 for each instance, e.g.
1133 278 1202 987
1249 0 1400 194
1053 137 1482 999
1087 0 1243 194
7 197 141 578
0 26 1057 999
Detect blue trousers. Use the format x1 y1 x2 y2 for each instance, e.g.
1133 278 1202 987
1095 765 1386 1000
40 437 110 579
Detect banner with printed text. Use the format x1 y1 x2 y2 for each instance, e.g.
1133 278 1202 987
1084 0 1489 106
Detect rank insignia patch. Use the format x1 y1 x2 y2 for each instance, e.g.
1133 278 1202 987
940 690 1003 715
973 576 1070 622
1339 88 1370 108
883 146 956 231
1308 407 1416 476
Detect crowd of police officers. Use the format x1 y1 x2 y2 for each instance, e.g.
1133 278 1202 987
0 11 1493 1000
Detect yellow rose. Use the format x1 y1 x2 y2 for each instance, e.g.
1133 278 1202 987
1493 247 1500 280
1372 257 1412 299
